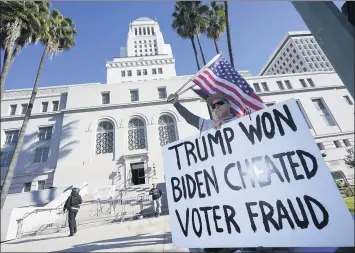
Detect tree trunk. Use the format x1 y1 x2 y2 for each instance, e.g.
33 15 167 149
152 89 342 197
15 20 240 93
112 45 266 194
224 1 235 68
214 39 220 54
196 35 206 65
0 44 14 102
0 44 49 210
190 36 201 70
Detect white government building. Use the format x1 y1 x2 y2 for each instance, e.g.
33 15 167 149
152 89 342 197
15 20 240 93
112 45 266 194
1 17 354 210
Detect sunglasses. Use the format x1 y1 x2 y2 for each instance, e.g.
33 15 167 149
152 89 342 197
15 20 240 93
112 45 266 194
211 100 227 109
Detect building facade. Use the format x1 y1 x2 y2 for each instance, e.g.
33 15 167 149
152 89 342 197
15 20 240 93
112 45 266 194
1 19 354 207
259 31 335 76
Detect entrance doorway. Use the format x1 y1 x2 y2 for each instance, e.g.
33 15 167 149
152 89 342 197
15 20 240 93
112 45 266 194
131 162 145 185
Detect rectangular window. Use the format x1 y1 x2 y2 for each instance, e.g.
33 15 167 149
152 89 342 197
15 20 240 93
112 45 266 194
130 90 139 102
261 82 269 92
296 100 313 129
24 182 32 192
152 68 157 75
0 151 13 167
306 78 315 87
158 87 167 99
143 69 147 75
127 70 132 77
253 83 261 92
9 105 17 115
38 180 46 190
121 71 125 77
42 102 48 113
137 70 141 76
5 130 19 145
343 139 351 147
343 95 353 105
334 140 342 148
312 98 337 126
21 104 28 115
102 92 110 105
265 102 275 107
34 147 49 163
52 101 59 111
317 143 325 150
284 80 293 89
276 81 285 90
299 79 307 88
158 68 163 74
38 126 53 141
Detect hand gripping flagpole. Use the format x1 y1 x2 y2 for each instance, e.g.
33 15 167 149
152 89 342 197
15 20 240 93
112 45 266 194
167 53 222 102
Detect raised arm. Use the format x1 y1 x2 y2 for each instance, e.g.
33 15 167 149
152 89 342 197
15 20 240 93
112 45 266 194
167 94 201 130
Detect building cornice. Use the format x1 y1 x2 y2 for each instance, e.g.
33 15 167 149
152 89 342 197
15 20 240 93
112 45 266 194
3 87 68 100
1 111 62 122
314 131 354 139
257 85 345 97
106 57 175 68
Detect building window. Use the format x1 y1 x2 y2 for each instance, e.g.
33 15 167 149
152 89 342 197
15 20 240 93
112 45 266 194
158 115 177 146
265 102 275 107
34 147 49 163
152 68 157 75
253 83 261 92
38 180 46 190
127 70 132 77
299 79 307 88
9 105 17 115
130 90 139 102
260 82 269 92
334 140 342 148
0 151 13 167
311 98 337 126
285 80 293 89
21 104 28 115
52 101 59 112
296 100 313 129
121 71 125 77
128 118 146 150
317 143 325 150
343 139 351 147
158 87 167 99
137 70 141 76
306 78 315 87
23 182 32 192
343 95 353 105
41 102 48 113
143 69 147 75
102 92 110 105
96 121 114 155
38 126 53 141
5 130 19 145
276 81 285 90
158 68 163 74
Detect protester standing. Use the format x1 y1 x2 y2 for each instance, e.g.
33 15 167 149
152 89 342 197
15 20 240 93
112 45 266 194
63 188 82 236
149 183 162 217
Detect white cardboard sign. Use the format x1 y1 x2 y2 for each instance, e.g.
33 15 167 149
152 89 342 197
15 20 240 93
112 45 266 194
162 99 354 248
94 186 115 199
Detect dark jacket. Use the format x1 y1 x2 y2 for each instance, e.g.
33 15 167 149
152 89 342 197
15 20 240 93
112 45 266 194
149 188 162 200
63 190 82 211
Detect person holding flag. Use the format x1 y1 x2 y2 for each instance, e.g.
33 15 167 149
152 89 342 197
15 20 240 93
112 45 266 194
167 55 265 132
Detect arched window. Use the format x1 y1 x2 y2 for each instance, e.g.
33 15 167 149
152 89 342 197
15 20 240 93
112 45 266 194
96 121 114 154
128 118 146 150
158 115 177 146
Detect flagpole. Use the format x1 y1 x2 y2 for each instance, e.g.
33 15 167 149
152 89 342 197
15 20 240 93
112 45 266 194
168 53 222 102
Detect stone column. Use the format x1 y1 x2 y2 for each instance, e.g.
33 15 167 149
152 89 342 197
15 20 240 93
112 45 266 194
292 1 354 98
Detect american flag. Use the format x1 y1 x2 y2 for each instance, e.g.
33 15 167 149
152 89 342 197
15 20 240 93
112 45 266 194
192 55 265 118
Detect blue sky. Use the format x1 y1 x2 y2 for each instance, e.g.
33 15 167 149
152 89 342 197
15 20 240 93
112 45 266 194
2 1 344 90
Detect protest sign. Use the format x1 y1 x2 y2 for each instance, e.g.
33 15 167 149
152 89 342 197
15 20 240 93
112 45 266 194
93 186 115 200
162 98 354 248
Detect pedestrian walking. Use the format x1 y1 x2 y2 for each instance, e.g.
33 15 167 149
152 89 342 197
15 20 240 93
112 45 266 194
63 188 82 236
149 183 162 217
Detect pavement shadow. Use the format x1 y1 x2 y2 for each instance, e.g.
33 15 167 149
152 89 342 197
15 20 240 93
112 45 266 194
52 232 172 252
5 235 69 245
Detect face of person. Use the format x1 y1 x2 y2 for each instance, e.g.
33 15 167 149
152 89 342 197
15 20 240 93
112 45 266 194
211 98 231 119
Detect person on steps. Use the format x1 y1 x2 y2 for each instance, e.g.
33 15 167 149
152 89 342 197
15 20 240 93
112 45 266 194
63 188 82 236
149 183 162 217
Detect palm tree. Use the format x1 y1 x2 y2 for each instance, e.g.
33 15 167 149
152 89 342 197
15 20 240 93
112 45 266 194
172 1 208 69
0 0 50 102
224 1 235 68
206 1 226 54
0 9 77 210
